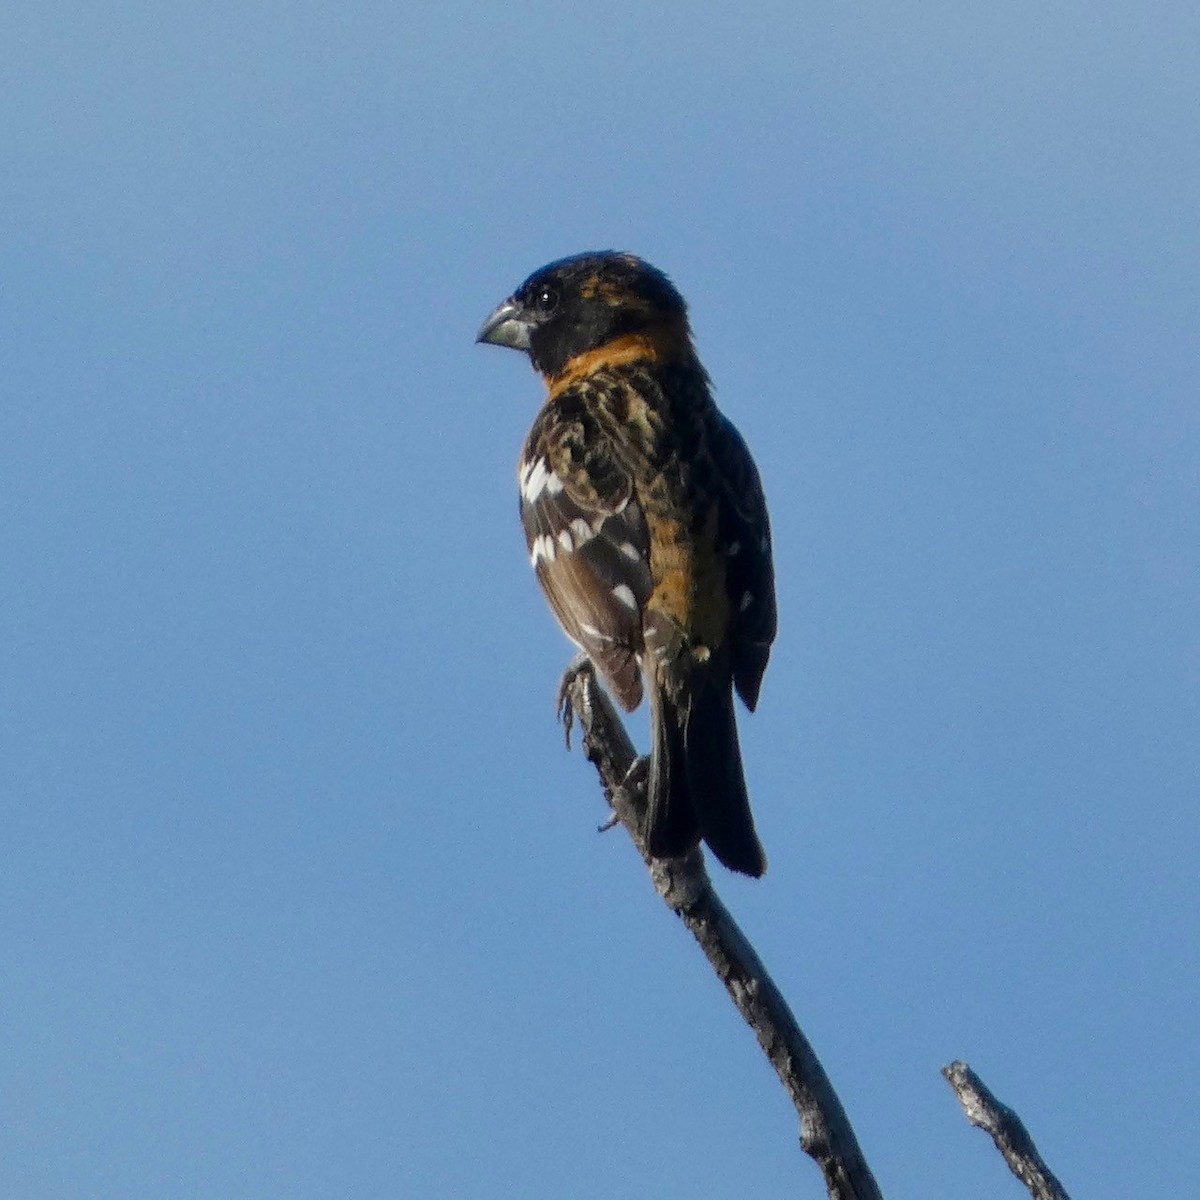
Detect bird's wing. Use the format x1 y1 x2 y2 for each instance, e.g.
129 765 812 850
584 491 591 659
519 396 653 711
712 413 777 711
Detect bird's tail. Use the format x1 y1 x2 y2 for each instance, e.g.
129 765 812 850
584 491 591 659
646 658 767 877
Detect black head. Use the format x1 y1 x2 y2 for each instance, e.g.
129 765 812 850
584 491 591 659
476 251 689 378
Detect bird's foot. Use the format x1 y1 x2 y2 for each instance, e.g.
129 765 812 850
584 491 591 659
597 757 647 834
619 755 648 796
557 653 594 749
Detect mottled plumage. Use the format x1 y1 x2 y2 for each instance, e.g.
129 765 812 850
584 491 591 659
478 252 776 876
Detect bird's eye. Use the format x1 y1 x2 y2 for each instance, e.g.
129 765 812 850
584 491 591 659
535 285 559 315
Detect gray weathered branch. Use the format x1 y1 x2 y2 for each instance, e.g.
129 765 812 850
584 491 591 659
942 1061 1071 1200
558 660 883 1200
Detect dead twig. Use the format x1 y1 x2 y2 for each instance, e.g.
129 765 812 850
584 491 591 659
559 659 883 1200
942 1061 1071 1200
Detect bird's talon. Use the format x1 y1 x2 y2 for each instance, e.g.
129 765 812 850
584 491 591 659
557 653 593 748
620 756 649 796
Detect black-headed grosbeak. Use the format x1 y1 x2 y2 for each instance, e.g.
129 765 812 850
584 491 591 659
477 252 776 877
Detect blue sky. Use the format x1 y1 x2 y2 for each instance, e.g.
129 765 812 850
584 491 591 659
2 3 1196 1196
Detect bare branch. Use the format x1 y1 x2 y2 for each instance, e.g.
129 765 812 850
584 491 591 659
942 1061 1071 1200
559 660 883 1200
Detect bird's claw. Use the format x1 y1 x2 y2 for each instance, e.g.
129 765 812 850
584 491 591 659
620 756 648 796
557 653 594 749
598 759 647 834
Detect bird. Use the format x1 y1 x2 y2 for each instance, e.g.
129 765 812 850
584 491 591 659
477 251 776 876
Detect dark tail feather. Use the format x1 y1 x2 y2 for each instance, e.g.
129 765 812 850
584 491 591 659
645 671 767 877
683 672 767 877
646 687 701 860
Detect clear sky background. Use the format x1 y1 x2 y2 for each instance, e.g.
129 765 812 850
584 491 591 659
2 3 1196 1197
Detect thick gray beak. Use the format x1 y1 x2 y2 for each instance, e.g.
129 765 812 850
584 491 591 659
476 299 532 351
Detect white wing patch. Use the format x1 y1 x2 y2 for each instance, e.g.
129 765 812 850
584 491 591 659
519 458 547 503
612 584 638 611
530 533 558 565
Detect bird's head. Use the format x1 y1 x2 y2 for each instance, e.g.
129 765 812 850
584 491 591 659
476 251 691 381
